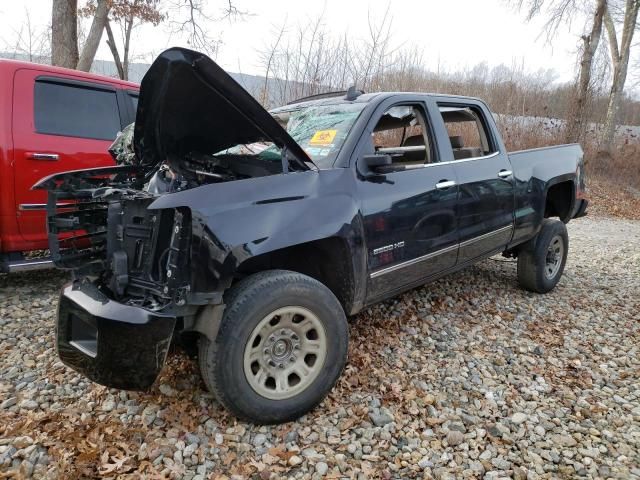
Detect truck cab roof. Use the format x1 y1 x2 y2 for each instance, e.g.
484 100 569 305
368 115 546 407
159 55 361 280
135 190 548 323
272 91 487 111
0 58 139 89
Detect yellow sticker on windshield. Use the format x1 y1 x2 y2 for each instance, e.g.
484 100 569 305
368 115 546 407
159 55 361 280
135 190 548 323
309 129 337 145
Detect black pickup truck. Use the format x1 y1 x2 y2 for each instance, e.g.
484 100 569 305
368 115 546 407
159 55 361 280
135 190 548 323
35 48 588 424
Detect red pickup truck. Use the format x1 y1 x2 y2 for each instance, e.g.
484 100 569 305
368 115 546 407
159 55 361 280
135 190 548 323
0 59 139 273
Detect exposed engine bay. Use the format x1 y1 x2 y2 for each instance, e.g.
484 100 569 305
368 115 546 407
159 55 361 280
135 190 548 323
108 122 284 195
35 150 283 315
144 153 282 194
35 124 297 314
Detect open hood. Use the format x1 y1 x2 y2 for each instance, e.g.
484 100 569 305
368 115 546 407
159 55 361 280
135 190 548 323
134 47 315 172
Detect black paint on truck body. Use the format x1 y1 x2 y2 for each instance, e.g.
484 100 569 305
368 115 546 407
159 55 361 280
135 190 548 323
34 48 588 390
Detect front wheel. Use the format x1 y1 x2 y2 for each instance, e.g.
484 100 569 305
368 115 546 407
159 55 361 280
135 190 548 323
517 218 569 293
198 270 348 424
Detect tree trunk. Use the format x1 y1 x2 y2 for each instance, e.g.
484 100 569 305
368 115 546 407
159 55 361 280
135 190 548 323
51 0 78 68
564 0 606 144
105 21 125 80
602 71 624 154
77 0 110 72
600 0 640 158
122 16 135 81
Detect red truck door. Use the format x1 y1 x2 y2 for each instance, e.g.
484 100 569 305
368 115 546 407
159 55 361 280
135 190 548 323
11 69 133 248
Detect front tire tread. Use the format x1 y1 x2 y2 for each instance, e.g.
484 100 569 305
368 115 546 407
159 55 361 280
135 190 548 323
198 270 348 424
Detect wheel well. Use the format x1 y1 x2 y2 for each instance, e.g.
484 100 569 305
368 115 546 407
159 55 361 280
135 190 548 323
545 181 574 222
236 237 355 313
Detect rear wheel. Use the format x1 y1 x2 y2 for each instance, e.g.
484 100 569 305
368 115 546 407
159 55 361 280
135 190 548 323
198 270 348 424
517 218 569 293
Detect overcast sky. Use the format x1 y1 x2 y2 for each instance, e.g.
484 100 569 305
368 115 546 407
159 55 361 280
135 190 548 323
1 0 588 83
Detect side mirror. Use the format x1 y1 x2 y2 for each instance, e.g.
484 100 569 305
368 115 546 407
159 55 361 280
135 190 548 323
357 154 396 184
362 154 392 172
361 154 393 176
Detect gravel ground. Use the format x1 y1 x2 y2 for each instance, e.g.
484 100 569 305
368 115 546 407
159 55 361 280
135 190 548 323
1 215 639 479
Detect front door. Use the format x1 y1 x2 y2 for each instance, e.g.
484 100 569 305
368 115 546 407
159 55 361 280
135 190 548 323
358 102 459 301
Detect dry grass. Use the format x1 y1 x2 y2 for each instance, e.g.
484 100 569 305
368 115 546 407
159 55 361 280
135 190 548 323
585 178 640 220
497 116 565 152
497 116 640 220
588 143 640 186
585 145 640 220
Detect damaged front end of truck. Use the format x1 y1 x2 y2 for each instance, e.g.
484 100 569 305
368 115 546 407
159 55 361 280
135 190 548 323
33 47 318 390
33 165 192 389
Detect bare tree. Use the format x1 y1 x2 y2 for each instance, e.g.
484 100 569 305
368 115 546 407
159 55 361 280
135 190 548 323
259 21 287 105
600 0 640 157
565 0 607 142
81 0 163 80
3 8 51 62
357 6 395 91
104 21 126 79
52 0 79 68
517 0 584 38
77 0 110 71
257 9 395 106
256 8 640 130
164 0 247 56
513 0 608 143
52 0 112 71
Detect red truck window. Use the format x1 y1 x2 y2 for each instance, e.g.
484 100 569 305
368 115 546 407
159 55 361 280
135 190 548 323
34 80 121 141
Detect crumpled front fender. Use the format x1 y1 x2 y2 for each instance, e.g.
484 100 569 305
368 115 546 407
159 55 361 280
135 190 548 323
149 168 365 305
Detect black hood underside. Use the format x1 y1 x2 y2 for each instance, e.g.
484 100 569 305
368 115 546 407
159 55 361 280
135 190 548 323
134 47 315 173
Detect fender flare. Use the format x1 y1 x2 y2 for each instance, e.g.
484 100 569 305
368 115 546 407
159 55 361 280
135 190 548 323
541 173 576 223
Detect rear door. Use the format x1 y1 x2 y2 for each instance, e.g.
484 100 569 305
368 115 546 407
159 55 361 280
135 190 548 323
433 101 514 263
358 100 459 301
12 69 134 245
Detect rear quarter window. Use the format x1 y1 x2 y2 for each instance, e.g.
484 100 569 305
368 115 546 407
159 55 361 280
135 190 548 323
34 80 121 141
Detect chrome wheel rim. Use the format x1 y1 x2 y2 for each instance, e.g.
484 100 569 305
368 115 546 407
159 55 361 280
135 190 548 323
545 235 564 279
243 306 327 400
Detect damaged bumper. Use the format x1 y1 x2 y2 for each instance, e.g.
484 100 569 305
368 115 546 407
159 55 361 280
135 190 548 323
57 282 176 390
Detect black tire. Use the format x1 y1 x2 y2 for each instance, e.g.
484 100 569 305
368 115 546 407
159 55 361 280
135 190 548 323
517 218 569 293
198 270 348 424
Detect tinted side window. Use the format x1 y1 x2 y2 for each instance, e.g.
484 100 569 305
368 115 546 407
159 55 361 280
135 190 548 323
34 80 121 140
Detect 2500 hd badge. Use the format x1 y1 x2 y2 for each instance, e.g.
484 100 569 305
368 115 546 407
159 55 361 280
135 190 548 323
373 241 405 256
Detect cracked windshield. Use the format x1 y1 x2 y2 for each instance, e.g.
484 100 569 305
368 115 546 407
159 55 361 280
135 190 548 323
220 103 366 168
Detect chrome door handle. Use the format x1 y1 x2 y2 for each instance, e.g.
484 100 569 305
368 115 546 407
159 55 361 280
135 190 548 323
28 152 59 161
498 170 512 178
435 180 456 190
